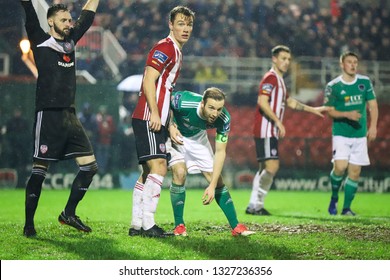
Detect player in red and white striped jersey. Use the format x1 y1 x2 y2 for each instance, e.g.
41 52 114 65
132 36 182 127
246 45 329 216
129 6 195 237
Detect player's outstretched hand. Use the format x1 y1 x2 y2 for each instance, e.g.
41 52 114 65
313 106 332 117
202 187 215 205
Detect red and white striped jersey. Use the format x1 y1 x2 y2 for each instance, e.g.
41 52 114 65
253 68 288 139
132 36 182 126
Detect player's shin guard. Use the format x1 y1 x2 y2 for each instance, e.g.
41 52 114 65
64 161 98 216
142 174 163 230
25 166 47 227
131 181 144 230
215 186 239 229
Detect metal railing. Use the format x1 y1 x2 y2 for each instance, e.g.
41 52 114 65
76 26 126 81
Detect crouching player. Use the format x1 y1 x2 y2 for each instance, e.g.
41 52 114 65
168 87 255 236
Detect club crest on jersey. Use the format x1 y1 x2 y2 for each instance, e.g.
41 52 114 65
61 40 75 53
152 50 168 64
40 145 48 154
159 143 166 153
358 84 366 91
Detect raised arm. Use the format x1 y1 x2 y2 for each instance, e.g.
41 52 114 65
21 0 45 40
82 0 99 12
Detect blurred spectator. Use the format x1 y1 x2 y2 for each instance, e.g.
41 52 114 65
119 54 144 78
194 61 213 84
88 53 113 80
78 102 98 152
176 64 196 92
4 108 30 170
101 0 390 60
3 108 31 187
117 114 137 171
118 91 138 171
210 61 228 84
231 85 256 107
14 0 390 84
193 61 228 93
96 105 116 174
119 91 138 123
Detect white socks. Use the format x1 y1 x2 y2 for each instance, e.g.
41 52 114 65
131 181 144 230
142 174 163 230
248 170 274 211
248 171 261 209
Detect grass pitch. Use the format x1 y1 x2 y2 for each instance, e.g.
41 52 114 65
0 188 389 260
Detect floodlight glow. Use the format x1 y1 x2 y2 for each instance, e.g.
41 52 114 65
20 39 31 54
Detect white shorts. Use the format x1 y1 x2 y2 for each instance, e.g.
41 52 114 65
332 135 370 166
167 131 214 174
166 137 185 168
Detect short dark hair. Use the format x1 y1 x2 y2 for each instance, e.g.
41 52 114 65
47 4 69 19
203 87 225 104
169 6 195 23
271 45 291 57
340 51 359 63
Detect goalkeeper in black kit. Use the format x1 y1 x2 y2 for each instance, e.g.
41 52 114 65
20 0 100 237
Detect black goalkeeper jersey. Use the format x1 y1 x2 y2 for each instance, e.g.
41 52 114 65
21 1 95 112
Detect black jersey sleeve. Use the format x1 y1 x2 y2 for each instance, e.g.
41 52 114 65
21 0 47 45
71 10 96 44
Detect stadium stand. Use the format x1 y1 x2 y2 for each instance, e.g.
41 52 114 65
1 0 390 173
42 0 390 78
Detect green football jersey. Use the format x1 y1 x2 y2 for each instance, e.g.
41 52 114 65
170 91 231 137
324 74 376 138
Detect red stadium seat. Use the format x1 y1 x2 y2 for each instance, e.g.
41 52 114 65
279 138 306 167
308 138 332 167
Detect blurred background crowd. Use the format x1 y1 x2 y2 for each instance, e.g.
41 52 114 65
0 0 389 188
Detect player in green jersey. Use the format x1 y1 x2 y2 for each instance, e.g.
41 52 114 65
324 51 378 216
167 87 255 236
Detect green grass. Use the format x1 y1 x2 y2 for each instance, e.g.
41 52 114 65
0 188 389 260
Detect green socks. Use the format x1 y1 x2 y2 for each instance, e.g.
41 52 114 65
343 177 358 209
215 186 239 229
170 183 186 226
170 184 241 229
330 170 343 199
